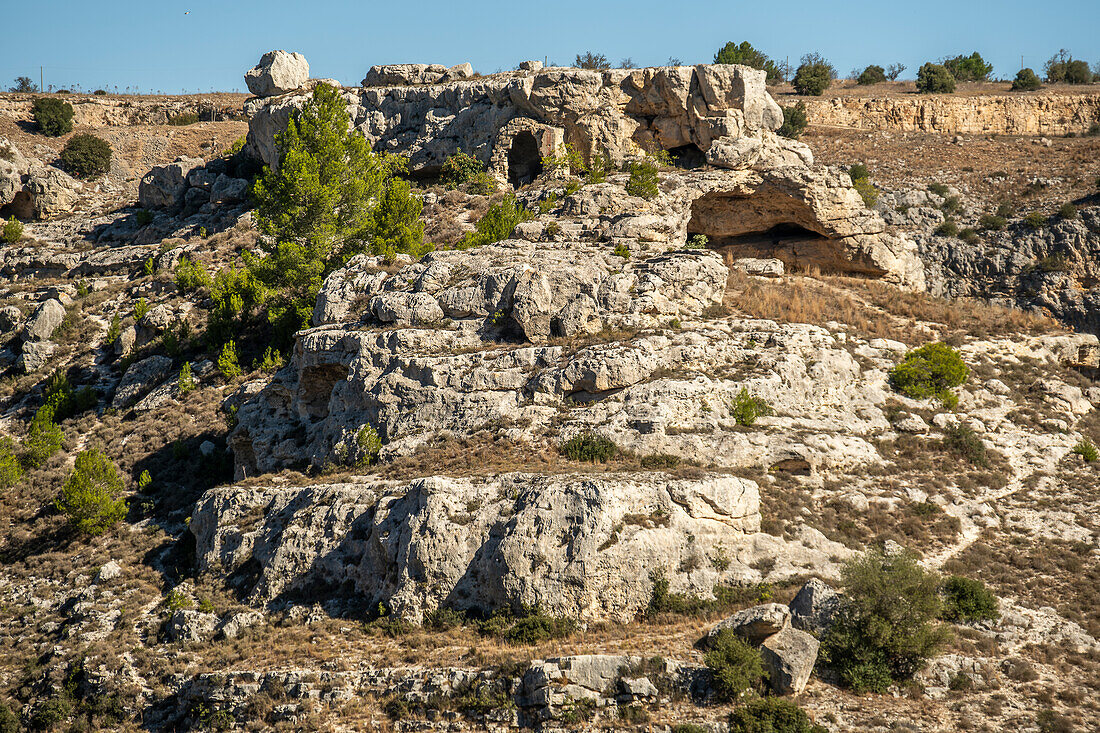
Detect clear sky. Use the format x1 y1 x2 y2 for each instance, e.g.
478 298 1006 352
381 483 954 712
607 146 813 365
2 0 1098 94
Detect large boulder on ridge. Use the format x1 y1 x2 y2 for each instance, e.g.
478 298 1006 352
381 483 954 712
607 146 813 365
245 50 309 97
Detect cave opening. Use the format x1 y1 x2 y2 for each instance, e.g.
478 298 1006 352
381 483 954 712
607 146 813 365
667 143 706 170
507 131 543 187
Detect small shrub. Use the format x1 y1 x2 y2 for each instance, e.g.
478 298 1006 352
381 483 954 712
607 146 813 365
137 470 152 491
848 163 870 181
686 234 709 248
777 102 808 139
940 575 999 622
1057 202 1077 220
940 195 962 216
31 97 74 136
218 340 242 379
174 256 211 292
857 65 887 85
943 52 993 82
354 424 382 467
942 422 989 468
255 346 283 372
729 387 772 426
888 342 969 400
575 51 610 70
561 433 618 463
94 89 107 95
22 406 64 468
136 209 154 226
440 149 485 188
958 227 980 244
852 177 878 208
934 219 958 237
502 610 578 644
704 628 766 701
56 448 128 536
728 698 828 733
58 134 112 178
820 550 948 692
916 63 956 94
626 157 660 200
1023 211 1047 228
178 362 195 394
1072 438 1098 462
458 195 530 249
793 53 833 96
2 215 23 243
167 111 200 126
0 437 23 490
613 242 630 258
928 182 951 197
1011 68 1042 91
133 297 149 320
640 453 681 469
713 41 785 85
31 697 71 730
978 213 1007 231
0 701 17 733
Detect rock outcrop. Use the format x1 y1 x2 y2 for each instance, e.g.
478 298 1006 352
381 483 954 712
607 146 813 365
191 472 762 622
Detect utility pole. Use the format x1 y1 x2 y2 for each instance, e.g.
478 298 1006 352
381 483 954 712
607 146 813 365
40 66 43 93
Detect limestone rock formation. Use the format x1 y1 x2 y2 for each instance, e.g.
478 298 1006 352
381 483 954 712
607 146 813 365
245 50 310 97
706 603 792 645
789 577 841 635
191 472 762 622
20 298 66 342
139 157 204 211
761 626 820 695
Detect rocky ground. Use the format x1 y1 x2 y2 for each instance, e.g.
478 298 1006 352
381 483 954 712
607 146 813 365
0 62 1099 732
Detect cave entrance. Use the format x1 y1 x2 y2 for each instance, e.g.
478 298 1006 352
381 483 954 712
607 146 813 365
667 143 706 170
507 131 543 187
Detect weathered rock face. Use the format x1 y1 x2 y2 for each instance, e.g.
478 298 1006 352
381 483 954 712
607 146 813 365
802 92 1100 136
138 157 205 211
190 471 761 622
20 298 66 342
0 137 83 220
245 63 784 179
245 50 310 98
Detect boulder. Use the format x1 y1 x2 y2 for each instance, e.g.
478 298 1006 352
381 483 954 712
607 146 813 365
95 561 121 583
218 610 264 640
789 578 841 635
443 62 474 81
0 305 23 336
17 341 54 373
707 603 791 645
21 298 66 342
731 257 784 277
113 355 173 409
209 174 249 204
0 136 29 208
760 626 819 695
165 610 218 643
519 60 544 72
139 157 204 211
24 165 82 219
245 50 309 97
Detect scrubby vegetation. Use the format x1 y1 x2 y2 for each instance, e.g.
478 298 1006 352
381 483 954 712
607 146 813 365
916 63 956 94
777 102 808 139
713 41 785 85
1044 49 1093 84
31 97 74 136
856 65 887 85
2 216 22 243
1011 68 1042 91
792 53 834 96
55 448 128 536
940 575 999 622
560 433 618 463
58 134 112 178
942 52 993 82
729 388 773 426
574 52 610 70
888 342 969 404
704 628 766 701
458 194 529 248
626 156 660 200
848 163 877 208
820 550 948 693
440 149 496 193
728 698 828 733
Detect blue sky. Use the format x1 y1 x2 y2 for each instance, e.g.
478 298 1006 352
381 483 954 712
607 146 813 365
2 0 1098 93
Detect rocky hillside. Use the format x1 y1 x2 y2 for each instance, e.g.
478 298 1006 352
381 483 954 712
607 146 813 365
0 52 1099 732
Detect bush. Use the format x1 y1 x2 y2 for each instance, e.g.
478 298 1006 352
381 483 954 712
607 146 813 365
9 76 37 93
501 610 578 644
978 213 1007 230
885 63 906 81
1023 211 1048 228
793 53 833 96
1011 68 1042 91
730 387 772 426
916 63 956 94
626 157 660 200
1072 438 1098 462
56 448 128 535
174 256 211 292
31 697 71 730
218 340 242 379
2 215 22 243
958 227 979 244
94 89 107 95
31 97 74 136
561 433 618 463
167 111 200 126
1045 50 1093 84
1057 202 1077 219
942 422 989 467
0 701 17 733
857 65 887 85
728 698 828 733
820 550 947 692
251 83 425 342
851 177 878 208
943 52 993 81
58 134 112 178
178 362 195 394
705 628 766 701
713 41 785 85
777 102 808 139
888 342 969 400
22 405 64 468
0 437 23 490
440 149 485 188
458 194 530 248
940 575 999 622
574 52 610 70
